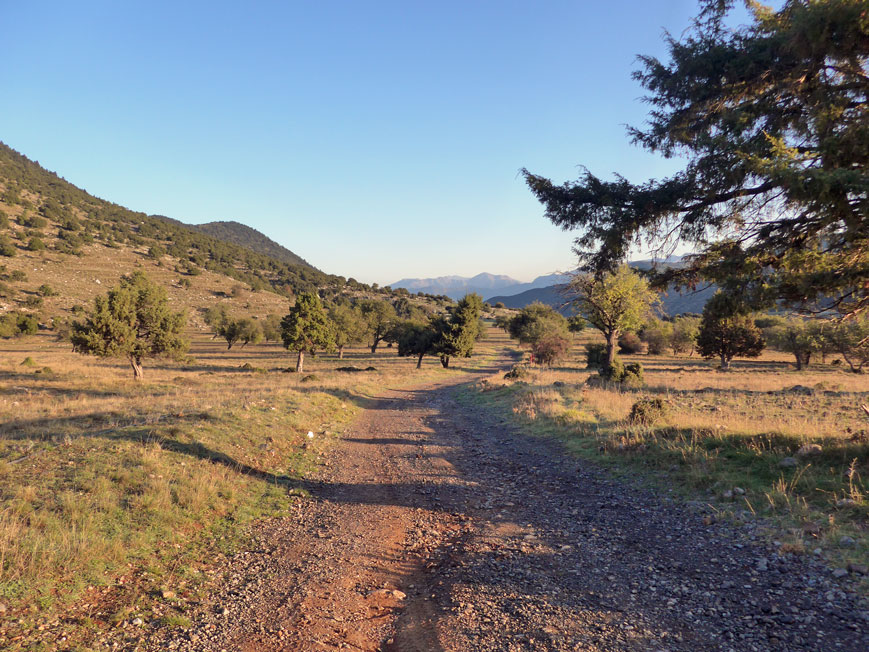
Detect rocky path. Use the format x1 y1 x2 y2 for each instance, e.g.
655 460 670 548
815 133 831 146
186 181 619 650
147 378 868 651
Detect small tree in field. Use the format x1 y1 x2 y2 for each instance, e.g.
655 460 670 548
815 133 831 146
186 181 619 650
328 303 365 359
359 299 397 353
567 265 659 371
670 315 700 356
434 293 483 368
70 271 187 380
261 313 282 342
237 318 263 348
696 293 765 370
396 320 438 368
281 292 334 373
766 317 823 370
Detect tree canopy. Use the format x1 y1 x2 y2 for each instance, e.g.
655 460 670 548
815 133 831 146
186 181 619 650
523 0 868 317
433 293 483 368
696 293 765 369
280 292 334 373
567 265 659 368
70 271 188 379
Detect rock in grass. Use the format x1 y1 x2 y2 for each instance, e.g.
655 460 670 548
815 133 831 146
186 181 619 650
833 568 849 578
779 457 798 469
847 563 868 575
839 536 856 548
796 443 822 457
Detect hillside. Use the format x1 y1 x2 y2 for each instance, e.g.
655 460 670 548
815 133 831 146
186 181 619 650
189 220 316 269
0 142 395 324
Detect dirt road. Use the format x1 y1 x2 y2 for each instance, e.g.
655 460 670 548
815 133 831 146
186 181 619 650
147 377 868 651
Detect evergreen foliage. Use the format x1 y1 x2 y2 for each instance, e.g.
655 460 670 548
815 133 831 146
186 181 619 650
523 0 868 317
70 272 188 379
696 293 765 369
359 299 397 353
433 293 483 368
280 292 334 373
328 303 365 358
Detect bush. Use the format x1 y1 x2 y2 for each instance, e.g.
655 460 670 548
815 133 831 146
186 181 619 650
27 236 46 251
18 213 47 229
628 398 667 424
38 284 58 297
599 357 645 387
532 333 570 366
585 343 607 369
0 312 38 337
504 364 530 380
0 234 17 257
618 331 644 354
22 295 43 308
622 362 645 387
600 355 625 381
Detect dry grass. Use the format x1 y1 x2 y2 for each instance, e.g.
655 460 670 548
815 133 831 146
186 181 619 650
470 330 869 576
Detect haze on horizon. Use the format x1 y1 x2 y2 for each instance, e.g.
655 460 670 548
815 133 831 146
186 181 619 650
1 1 747 285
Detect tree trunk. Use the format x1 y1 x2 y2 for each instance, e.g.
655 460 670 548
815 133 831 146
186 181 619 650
370 340 378 354
417 353 424 369
338 346 344 359
227 341 233 350
804 352 811 368
604 331 617 368
296 350 305 373
720 354 730 370
794 352 803 370
129 355 143 380
440 355 450 368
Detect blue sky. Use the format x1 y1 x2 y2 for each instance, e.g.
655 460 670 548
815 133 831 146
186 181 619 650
1 1 749 284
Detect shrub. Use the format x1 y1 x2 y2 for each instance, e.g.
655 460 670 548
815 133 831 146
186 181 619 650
599 357 644 387
18 213 47 229
38 284 58 297
617 331 644 354
600 355 625 381
628 398 667 424
1 312 38 337
0 234 17 256
532 332 570 366
622 362 645 387
22 295 44 308
585 343 607 368
504 364 530 380
27 236 46 251
20 356 36 367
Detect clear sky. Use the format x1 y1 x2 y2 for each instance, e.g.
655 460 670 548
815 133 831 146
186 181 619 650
1 1 749 285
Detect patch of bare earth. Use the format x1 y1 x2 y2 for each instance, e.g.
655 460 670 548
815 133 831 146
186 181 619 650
142 377 868 652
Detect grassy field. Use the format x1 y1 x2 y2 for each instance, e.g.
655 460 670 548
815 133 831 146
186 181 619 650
0 331 499 651
464 328 869 576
